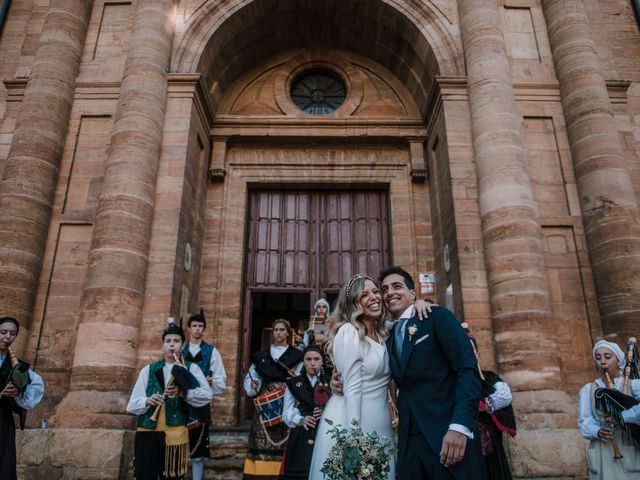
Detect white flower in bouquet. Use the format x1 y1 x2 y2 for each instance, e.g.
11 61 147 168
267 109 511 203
320 418 396 480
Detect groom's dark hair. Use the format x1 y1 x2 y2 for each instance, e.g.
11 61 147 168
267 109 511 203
378 266 415 290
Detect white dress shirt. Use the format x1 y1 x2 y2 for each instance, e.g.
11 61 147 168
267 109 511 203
186 342 227 396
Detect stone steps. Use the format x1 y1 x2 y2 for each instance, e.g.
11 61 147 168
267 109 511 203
192 426 249 480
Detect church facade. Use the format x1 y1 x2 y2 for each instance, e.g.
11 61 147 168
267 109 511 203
1 0 639 478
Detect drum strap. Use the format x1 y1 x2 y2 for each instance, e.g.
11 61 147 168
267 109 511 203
259 421 290 447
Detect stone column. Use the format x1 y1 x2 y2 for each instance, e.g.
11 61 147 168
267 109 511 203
542 0 640 340
457 0 561 389
53 0 175 429
0 1 93 342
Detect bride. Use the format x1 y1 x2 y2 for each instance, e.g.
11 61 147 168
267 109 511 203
309 274 395 479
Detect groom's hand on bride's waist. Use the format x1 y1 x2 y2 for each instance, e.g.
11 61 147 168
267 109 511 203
439 430 467 467
330 370 343 396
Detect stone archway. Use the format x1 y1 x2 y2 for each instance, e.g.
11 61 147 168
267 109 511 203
158 0 470 427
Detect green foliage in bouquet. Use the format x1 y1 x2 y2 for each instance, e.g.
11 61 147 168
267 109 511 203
320 418 396 480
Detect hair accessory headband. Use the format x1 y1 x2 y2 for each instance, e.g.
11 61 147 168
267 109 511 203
345 274 375 297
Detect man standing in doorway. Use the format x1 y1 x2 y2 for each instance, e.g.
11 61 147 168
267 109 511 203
183 309 227 480
380 266 485 480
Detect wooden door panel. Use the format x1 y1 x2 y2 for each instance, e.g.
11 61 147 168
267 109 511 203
247 189 389 289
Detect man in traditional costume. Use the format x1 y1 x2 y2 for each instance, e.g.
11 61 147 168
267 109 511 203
0 316 45 480
127 320 213 480
242 318 303 479
182 308 227 480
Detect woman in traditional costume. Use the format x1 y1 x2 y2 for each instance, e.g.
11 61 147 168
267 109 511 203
578 339 640 479
0 316 45 480
280 345 331 479
243 319 303 479
126 320 212 480
463 324 516 480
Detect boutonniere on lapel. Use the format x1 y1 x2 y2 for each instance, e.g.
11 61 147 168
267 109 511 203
407 323 418 341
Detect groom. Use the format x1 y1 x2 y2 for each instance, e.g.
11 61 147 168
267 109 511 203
380 266 484 479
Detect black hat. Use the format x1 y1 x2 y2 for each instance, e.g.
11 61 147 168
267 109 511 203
188 308 206 327
162 317 185 341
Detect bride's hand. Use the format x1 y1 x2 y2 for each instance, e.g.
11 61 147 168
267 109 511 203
300 415 317 430
412 299 436 320
330 370 343 396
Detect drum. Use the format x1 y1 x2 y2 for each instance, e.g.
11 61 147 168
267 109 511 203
254 386 286 427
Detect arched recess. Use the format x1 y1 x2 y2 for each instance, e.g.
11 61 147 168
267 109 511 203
162 0 470 424
172 0 465 117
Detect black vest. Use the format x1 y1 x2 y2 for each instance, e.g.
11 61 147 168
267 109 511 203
252 346 303 383
285 373 329 417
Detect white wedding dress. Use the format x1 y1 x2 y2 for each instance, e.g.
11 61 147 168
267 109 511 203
309 323 395 479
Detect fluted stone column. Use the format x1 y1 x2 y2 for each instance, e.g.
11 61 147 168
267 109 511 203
0 1 93 344
53 0 176 429
542 0 640 340
458 0 561 389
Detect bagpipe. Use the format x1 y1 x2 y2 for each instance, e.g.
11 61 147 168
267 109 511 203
594 337 640 450
1 348 33 430
149 352 198 422
5 348 31 392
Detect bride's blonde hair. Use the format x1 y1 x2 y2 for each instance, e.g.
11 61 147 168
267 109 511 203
325 274 388 359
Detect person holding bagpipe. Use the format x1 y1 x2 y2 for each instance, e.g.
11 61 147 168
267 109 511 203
182 308 227 480
462 323 516 480
126 319 213 480
0 316 45 480
578 339 640 479
279 345 332 479
243 318 303 480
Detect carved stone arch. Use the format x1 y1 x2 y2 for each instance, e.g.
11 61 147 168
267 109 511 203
171 0 465 116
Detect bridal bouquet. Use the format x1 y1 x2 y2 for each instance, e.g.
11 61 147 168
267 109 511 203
320 418 396 480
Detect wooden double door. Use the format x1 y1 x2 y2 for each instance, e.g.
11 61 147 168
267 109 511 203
240 187 391 416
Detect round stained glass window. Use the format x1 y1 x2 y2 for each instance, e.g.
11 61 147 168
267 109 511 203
290 69 346 115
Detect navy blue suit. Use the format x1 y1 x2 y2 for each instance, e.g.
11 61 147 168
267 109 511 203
387 306 485 479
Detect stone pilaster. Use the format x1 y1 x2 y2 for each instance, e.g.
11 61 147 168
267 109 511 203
0 0 93 346
457 0 561 389
542 0 640 341
52 0 175 429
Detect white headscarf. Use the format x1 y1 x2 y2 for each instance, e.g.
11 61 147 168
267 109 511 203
314 298 330 315
592 339 626 374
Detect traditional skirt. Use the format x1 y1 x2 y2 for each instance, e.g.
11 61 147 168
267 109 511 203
243 382 289 480
0 403 17 480
279 425 316 479
188 421 210 459
478 414 512 480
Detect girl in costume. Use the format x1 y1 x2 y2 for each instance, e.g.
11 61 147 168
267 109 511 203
578 339 640 479
243 319 303 480
0 317 45 480
280 345 331 479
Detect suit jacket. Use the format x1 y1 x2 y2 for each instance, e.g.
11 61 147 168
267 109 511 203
387 306 482 477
